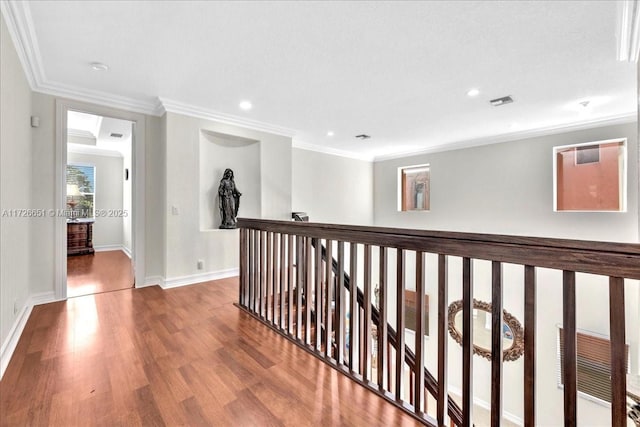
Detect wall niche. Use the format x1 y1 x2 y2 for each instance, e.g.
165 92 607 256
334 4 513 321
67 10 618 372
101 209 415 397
199 130 261 230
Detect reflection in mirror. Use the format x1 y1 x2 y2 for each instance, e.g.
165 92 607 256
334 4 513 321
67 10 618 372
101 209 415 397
453 308 514 352
448 299 524 361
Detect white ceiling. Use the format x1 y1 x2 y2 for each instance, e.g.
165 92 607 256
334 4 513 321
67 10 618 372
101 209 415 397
67 111 132 157
5 1 638 160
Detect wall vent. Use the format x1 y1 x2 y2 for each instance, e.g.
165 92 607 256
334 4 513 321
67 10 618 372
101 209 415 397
355 134 371 140
489 96 514 106
110 133 123 138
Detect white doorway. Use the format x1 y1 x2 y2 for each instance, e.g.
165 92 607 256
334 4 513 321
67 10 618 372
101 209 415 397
65 111 134 297
55 99 146 300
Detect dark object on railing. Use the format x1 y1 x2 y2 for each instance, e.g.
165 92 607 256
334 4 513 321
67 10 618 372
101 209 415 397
236 218 640 427
218 168 241 229
292 212 309 221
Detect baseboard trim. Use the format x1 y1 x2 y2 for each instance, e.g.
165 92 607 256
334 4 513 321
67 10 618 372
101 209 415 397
94 244 125 253
141 276 164 288
449 386 523 426
122 246 132 259
1 291 60 380
162 268 239 289
29 291 57 306
0 302 32 380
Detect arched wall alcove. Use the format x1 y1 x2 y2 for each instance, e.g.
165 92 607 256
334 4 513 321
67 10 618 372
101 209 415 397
199 130 261 231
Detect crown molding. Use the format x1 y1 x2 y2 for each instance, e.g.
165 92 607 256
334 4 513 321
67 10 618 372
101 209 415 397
292 140 374 162
373 111 637 162
0 0 45 89
35 81 161 116
159 98 297 137
617 0 640 62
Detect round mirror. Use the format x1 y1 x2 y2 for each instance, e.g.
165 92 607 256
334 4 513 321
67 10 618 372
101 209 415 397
448 299 524 361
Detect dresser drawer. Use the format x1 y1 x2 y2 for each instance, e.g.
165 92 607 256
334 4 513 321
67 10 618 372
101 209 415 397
68 223 87 233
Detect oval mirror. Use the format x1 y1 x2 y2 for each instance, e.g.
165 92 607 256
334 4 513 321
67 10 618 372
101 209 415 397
447 299 524 361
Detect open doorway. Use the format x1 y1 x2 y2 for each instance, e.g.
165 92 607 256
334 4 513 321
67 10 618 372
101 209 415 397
65 110 134 297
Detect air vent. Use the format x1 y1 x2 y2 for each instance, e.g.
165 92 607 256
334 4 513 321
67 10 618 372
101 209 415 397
489 96 514 107
355 134 371 140
110 133 123 138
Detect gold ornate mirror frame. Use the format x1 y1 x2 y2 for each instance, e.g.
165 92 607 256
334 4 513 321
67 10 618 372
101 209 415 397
447 299 524 362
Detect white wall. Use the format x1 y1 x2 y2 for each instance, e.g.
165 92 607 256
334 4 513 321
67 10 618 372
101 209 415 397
0 13 33 355
145 115 165 280
67 151 124 248
292 148 374 225
374 122 638 242
164 112 292 279
373 122 639 424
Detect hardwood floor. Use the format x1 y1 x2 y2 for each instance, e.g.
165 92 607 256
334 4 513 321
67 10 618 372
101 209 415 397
0 278 422 426
67 250 133 298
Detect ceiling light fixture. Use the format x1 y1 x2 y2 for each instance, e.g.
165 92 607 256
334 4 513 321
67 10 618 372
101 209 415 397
489 95 514 107
239 101 252 111
327 131 334 137
467 88 480 97
90 62 109 71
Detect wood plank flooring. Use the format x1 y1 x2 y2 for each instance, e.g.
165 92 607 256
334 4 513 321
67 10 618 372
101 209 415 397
67 250 133 298
0 278 422 426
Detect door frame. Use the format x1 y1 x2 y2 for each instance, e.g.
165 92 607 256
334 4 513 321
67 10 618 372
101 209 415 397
55 98 146 299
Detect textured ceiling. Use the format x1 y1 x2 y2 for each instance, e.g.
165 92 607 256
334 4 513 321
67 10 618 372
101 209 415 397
11 1 639 159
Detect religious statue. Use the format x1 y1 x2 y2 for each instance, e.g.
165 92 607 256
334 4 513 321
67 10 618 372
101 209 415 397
218 168 241 229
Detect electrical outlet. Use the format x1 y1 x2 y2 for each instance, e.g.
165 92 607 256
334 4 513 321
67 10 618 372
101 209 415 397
197 259 204 270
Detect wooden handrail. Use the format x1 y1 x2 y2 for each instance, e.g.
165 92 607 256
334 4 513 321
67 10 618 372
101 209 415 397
237 218 640 279
237 218 640 426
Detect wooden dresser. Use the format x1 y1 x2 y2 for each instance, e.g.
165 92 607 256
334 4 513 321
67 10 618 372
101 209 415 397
67 220 94 256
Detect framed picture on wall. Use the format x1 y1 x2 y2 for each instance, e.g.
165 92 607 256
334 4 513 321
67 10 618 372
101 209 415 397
404 290 429 337
553 139 627 212
399 164 430 211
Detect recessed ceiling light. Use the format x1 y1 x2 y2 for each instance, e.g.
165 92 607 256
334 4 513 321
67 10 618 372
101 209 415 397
90 62 109 71
327 131 334 137
466 88 480 97
239 101 252 111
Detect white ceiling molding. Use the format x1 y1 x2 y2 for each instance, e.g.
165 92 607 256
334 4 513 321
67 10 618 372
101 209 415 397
67 128 95 139
35 80 161 116
373 112 637 162
0 0 161 116
67 143 123 158
617 0 640 62
159 98 297 138
0 0 45 89
292 140 374 162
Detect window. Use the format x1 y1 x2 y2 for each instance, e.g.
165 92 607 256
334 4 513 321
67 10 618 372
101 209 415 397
557 328 629 404
399 164 430 211
66 164 95 219
554 139 626 211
